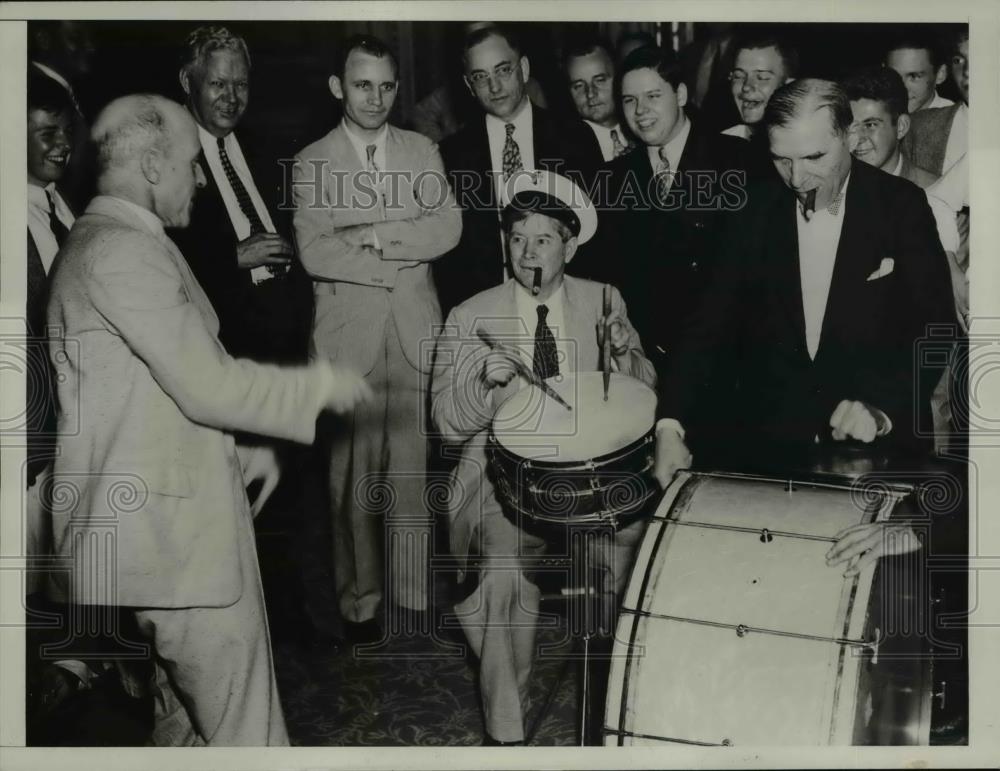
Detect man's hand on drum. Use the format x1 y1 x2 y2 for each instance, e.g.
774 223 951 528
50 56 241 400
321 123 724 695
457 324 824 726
482 349 521 388
829 399 888 443
653 421 692 488
596 312 630 358
825 522 922 577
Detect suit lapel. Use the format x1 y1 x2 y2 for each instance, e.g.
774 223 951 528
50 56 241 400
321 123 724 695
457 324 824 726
772 190 808 353
818 164 875 356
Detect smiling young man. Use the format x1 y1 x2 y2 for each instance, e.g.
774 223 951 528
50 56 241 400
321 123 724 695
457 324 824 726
430 170 654 745
592 45 747 379
293 34 461 646
436 24 600 315
723 31 798 141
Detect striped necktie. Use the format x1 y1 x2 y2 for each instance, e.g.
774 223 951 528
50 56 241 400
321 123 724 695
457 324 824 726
533 304 559 379
654 145 673 203
216 136 266 235
45 190 70 247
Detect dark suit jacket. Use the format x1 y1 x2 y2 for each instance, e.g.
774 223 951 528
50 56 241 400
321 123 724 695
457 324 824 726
435 104 602 315
170 129 313 364
658 158 954 459
26 232 57 485
580 120 748 375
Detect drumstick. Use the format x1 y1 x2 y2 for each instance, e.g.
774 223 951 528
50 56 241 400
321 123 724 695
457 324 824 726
602 284 612 402
476 327 572 410
532 267 542 296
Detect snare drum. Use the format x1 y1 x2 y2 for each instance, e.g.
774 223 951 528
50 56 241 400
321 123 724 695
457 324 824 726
486 372 657 529
604 471 932 746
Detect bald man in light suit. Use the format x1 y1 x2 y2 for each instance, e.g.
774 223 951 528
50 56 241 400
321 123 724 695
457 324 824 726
46 94 370 745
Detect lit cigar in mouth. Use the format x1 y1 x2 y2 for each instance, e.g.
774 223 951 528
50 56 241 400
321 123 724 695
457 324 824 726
532 267 542 296
798 188 817 220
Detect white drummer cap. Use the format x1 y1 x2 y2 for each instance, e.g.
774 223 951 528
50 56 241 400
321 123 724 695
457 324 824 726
501 169 598 245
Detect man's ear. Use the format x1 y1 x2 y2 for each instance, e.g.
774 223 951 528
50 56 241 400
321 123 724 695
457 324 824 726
179 68 192 98
675 82 688 109
934 63 948 87
328 75 344 101
519 55 530 84
896 113 911 141
139 147 162 185
563 236 579 263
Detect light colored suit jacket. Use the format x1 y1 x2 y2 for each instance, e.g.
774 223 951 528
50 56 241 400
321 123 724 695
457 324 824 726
47 196 332 608
293 123 461 374
430 276 656 570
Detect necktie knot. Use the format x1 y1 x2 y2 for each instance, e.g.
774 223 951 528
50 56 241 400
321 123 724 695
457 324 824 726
216 136 225 150
536 304 549 322
610 129 629 158
366 144 378 168
657 145 670 167
505 122 515 137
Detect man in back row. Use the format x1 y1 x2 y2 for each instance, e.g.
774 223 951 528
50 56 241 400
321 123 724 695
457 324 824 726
46 93 371 744
436 24 600 315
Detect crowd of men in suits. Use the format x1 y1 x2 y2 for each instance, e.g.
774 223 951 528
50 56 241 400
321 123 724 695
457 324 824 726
24 20 969 746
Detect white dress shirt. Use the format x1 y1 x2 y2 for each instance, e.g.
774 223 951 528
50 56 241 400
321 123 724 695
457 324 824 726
721 123 752 141
585 120 628 162
942 102 968 177
486 101 536 280
889 155 959 254
797 175 850 360
197 125 279 283
923 92 955 110
27 183 74 274
646 115 692 193
486 100 536 198
513 280 569 374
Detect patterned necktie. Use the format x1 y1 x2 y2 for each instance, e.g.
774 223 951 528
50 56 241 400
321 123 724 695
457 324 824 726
654 145 673 202
533 304 559 380
45 190 70 247
610 128 629 158
502 122 523 178
217 136 266 235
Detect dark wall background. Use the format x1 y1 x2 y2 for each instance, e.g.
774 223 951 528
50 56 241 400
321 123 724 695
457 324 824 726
59 20 966 160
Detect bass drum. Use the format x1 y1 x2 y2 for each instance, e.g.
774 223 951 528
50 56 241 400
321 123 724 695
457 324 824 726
604 471 933 746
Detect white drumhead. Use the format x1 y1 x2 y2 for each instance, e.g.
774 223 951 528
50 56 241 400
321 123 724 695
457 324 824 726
492 372 656 462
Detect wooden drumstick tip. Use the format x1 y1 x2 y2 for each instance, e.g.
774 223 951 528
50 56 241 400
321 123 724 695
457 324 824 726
532 267 542 296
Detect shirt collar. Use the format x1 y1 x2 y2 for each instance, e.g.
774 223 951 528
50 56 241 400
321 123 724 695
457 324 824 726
342 121 388 164
890 154 904 178
486 99 533 136
197 122 231 153
514 276 566 317
647 114 691 171
28 181 58 207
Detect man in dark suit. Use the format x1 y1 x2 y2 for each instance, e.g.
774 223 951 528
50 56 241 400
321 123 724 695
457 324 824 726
586 45 747 378
435 24 601 315
654 78 954 479
172 25 312 365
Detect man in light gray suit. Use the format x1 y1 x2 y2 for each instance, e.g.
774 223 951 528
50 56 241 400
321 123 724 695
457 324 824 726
293 35 461 642
46 94 370 745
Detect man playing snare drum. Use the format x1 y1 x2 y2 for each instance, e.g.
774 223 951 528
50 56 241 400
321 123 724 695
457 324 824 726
430 170 656 745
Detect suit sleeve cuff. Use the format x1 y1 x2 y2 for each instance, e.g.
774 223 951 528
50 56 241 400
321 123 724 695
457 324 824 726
656 418 686 440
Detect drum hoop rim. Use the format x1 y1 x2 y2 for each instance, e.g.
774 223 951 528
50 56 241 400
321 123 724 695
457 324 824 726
486 427 655 470
497 486 658 526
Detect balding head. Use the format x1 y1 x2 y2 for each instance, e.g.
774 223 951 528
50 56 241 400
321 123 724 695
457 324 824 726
92 95 205 228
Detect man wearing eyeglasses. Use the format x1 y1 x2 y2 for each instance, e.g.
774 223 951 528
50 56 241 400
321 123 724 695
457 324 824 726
723 31 798 141
435 24 601 316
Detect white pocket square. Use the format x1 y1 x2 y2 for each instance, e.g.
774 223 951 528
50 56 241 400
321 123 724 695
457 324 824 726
867 257 894 281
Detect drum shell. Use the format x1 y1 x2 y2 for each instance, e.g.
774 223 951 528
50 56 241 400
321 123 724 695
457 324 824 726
604 471 932 746
486 429 657 528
